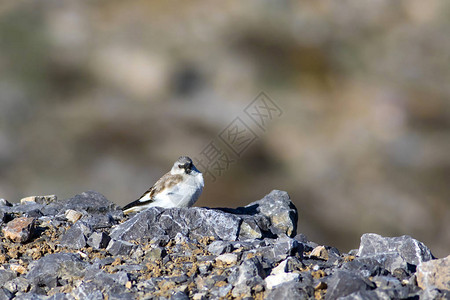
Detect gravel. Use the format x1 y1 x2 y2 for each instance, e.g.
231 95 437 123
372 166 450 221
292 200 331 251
0 190 448 299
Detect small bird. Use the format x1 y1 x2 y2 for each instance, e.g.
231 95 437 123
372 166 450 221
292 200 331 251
122 156 204 214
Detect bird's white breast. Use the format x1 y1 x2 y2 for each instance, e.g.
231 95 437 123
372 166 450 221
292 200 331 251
152 172 204 208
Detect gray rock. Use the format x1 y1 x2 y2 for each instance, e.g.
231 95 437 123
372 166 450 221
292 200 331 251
229 240 265 252
218 190 298 238
198 262 212 275
371 275 402 289
82 213 118 230
286 257 305 273
371 275 417 299
106 239 135 256
111 190 298 244
87 232 111 249
0 288 14 300
209 284 233 298
348 248 359 256
382 285 413 299
325 270 374 300
47 293 76 300
59 221 93 249
145 246 166 261
32 195 57 205
196 276 218 292
357 233 434 266
418 288 450 300
8 203 44 218
392 267 409 281
3 277 30 294
84 268 129 294
13 293 47 300
245 190 297 237
271 258 297 275
93 257 116 266
113 264 144 273
207 241 234 255
325 246 341 264
273 236 300 258
238 217 265 239
107 292 134 300
171 291 189 300
0 270 16 287
0 198 12 207
110 207 241 242
293 234 317 252
150 235 170 246
43 191 119 215
245 244 293 268
230 257 265 297
26 253 87 288
265 281 308 300
136 279 159 292
0 211 8 225
338 290 387 300
163 275 190 284
71 281 104 300
296 273 314 294
342 253 405 276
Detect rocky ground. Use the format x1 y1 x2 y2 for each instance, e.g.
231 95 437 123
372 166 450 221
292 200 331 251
0 190 448 300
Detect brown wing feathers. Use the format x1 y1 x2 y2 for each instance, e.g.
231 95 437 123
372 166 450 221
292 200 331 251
122 173 184 211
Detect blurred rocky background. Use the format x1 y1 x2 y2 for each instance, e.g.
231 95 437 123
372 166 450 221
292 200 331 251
0 1 449 257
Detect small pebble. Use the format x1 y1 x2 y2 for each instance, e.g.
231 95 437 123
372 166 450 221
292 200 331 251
215 253 238 265
10 264 27 274
310 245 329 260
2 217 35 243
20 196 36 204
65 209 83 223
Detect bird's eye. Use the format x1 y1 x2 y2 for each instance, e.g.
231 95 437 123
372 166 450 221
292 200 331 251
178 164 183 168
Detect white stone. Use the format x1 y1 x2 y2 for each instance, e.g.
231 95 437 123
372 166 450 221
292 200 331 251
310 245 328 260
239 222 262 238
271 259 288 275
20 196 36 204
215 253 238 265
265 272 299 289
174 232 188 244
65 209 83 223
417 254 450 291
192 293 207 300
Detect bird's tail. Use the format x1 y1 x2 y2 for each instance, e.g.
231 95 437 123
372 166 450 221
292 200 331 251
122 199 145 214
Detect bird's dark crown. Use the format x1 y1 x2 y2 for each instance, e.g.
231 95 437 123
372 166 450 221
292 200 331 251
177 156 192 165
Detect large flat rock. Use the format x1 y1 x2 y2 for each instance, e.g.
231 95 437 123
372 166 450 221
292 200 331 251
111 190 298 243
357 233 434 266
